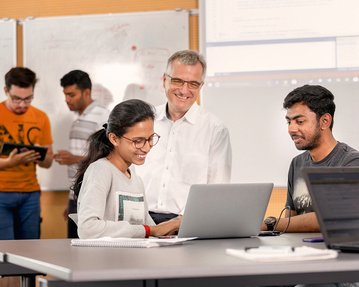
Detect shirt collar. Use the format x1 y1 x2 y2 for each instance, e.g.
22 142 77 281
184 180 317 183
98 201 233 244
81 100 97 116
156 103 199 125
182 103 199 124
156 104 168 121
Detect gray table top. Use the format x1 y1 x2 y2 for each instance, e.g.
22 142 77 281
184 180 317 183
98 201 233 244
0 234 359 284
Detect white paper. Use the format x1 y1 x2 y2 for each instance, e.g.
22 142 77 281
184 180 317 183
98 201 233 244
226 246 338 262
71 237 197 248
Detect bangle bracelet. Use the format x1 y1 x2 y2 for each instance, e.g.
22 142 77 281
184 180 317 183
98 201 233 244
144 225 150 238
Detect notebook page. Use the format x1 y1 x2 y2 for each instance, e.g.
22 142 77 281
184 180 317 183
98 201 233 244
71 237 196 248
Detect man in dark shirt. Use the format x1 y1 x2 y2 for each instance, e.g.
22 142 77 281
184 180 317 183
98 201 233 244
264 85 359 233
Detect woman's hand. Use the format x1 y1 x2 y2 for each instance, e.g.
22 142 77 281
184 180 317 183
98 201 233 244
149 216 182 237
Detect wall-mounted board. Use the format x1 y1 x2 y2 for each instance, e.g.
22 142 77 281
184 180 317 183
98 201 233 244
23 10 189 190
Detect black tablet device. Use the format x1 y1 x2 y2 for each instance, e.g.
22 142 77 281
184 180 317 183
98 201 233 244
0 142 48 161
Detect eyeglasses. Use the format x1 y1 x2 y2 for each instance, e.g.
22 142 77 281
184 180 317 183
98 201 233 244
164 73 203 90
122 133 160 149
8 94 34 104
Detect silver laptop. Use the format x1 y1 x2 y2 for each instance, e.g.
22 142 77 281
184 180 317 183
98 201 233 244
302 167 359 252
178 183 273 239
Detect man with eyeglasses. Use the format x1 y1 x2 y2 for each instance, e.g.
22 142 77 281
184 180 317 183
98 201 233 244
54 70 109 238
0 67 54 240
136 50 232 224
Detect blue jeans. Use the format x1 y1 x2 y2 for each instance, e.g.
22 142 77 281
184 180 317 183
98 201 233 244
0 191 41 240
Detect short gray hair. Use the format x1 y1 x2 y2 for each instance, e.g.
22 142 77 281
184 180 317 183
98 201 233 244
166 50 206 79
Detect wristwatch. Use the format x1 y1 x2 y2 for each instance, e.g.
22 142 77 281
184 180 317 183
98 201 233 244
264 216 277 231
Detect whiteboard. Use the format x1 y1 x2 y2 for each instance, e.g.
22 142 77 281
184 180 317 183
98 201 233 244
23 11 189 190
202 82 359 187
0 19 16 100
200 0 359 187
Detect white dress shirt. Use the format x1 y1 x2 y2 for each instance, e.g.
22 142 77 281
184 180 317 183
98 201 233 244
136 103 232 215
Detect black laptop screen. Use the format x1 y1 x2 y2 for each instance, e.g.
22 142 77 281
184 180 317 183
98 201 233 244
305 169 359 243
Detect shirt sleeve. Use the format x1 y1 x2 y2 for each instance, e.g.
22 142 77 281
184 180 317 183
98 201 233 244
207 124 232 183
139 175 156 226
95 109 110 131
285 159 296 211
344 156 359 166
39 112 53 145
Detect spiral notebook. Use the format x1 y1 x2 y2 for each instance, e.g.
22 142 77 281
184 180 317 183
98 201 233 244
71 237 196 248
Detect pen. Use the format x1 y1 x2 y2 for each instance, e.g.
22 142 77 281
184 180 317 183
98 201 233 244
302 237 324 243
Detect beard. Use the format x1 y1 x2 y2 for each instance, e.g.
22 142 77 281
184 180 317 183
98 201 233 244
294 125 321 151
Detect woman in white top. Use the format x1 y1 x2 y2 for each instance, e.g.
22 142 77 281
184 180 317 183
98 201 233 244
73 99 180 238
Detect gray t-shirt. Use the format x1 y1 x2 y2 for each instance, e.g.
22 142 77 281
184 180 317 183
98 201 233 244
286 142 359 214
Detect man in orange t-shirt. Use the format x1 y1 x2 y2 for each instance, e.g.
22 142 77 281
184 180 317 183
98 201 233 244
0 67 53 240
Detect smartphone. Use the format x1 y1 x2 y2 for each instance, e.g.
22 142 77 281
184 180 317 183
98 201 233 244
302 237 324 243
0 142 48 161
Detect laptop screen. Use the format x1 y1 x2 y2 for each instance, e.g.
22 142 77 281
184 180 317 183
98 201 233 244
303 167 359 245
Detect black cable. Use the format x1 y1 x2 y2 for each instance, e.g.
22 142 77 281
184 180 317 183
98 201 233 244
273 205 292 235
282 206 292 234
273 207 285 232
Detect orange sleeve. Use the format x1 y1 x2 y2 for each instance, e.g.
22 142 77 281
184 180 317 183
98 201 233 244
39 112 53 146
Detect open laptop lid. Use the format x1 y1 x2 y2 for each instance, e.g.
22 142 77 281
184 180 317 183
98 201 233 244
178 183 273 239
302 167 359 250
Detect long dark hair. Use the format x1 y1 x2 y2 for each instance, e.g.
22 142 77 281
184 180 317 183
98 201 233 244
72 99 155 197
